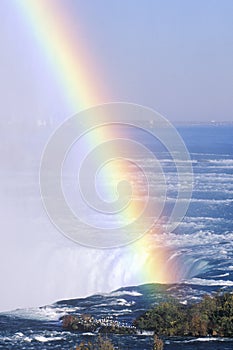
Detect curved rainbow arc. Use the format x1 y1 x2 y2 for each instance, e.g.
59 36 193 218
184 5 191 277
17 0 182 284
18 0 107 110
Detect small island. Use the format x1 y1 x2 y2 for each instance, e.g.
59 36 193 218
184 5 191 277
134 291 233 337
62 292 233 349
62 314 137 335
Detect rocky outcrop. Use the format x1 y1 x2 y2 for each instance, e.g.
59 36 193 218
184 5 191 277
61 314 137 335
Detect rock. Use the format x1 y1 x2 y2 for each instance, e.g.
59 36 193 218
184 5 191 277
61 313 137 335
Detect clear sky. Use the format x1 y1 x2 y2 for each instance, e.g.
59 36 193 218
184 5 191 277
1 0 233 123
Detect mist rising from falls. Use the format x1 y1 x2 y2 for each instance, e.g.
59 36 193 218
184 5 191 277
0 124 205 312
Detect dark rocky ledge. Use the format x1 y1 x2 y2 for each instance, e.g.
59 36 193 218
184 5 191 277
61 314 137 335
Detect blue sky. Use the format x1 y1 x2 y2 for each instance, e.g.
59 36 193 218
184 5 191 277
1 0 233 122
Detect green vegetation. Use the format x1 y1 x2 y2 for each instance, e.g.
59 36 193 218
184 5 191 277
74 334 164 350
75 335 115 350
134 292 233 337
69 292 233 349
153 334 164 350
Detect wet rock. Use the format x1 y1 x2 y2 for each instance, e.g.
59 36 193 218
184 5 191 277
61 314 137 335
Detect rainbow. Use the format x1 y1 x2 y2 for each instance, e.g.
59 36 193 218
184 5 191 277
17 0 182 285
18 0 107 110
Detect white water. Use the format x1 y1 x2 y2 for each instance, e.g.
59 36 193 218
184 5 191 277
0 191 193 312
1 125 231 312
0 125 196 312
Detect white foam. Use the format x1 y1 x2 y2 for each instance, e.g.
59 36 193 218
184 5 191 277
211 273 229 278
100 298 135 307
2 305 78 321
34 335 63 342
167 197 233 204
112 308 132 315
175 337 220 343
208 159 233 165
137 330 154 336
191 152 232 157
110 290 142 297
0 332 65 344
161 231 233 248
115 299 132 307
185 278 233 286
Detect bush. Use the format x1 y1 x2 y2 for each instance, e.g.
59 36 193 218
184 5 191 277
75 335 116 350
134 292 233 337
153 335 164 350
